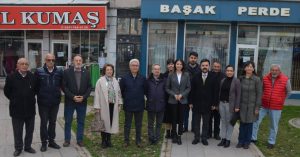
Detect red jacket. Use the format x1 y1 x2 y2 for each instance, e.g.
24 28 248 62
262 73 288 110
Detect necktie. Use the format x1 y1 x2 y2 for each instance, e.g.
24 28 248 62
202 73 207 85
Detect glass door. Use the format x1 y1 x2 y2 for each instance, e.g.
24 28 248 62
51 41 69 67
236 45 258 77
25 40 43 71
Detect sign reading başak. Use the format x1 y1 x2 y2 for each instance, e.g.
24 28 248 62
0 6 107 30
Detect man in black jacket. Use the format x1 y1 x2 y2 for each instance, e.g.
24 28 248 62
208 61 225 140
4 58 37 156
35 53 63 152
120 59 146 148
190 59 217 146
62 55 92 147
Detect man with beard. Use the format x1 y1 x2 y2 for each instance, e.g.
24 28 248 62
190 59 217 146
208 61 225 140
185 52 200 132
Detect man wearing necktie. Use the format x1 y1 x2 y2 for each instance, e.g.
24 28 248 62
189 59 218 146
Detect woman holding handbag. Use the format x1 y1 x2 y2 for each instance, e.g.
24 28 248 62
217 65 241 148
93 64 123 148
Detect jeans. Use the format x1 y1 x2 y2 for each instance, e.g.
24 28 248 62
252 107 282 145
64 104 87 142
148 111 164 141
38 105 59 144
124 111 143 144
219 102 234 140
12 116 35 150
238 122 253 145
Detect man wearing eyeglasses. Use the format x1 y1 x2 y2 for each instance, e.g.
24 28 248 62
4 58 38 156
34 53 63 152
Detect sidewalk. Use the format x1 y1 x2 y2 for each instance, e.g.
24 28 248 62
161 111 265 157
0 89 90 157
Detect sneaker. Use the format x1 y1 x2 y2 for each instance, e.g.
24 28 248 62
77 141 84 147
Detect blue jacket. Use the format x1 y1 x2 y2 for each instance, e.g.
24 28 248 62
145 74 167 112
120 73 146 112
35 64 63 106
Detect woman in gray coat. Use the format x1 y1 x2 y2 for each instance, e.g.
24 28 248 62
166 59 191 145
237 61 262 149
217 65 241 148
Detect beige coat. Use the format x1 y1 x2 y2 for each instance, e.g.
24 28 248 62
93 76 123 134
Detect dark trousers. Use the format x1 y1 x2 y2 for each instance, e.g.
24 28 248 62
124 111 143 144
12 116 35 150
208 110 220 137
148 111 164 141
238 122 253 145
64 104 87 142
102 103 114 140
193 111 210 140
184 105 191 130
38 105 59 144
171 103 185 136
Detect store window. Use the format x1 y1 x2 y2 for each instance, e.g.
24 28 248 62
0 30 24 76
258 26 300 91
148 22 177 73
117 18 142 35
26 30 43 39
238 25 258 45
185 24 230 70
71 31 105 65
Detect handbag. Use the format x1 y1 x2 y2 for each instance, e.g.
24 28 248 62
91 111 105 132
230 111 240 126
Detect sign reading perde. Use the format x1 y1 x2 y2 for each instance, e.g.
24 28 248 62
0 6 107 30
142 0 300 23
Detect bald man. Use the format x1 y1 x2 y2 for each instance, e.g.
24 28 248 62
4 58 37 156
34 53 63 152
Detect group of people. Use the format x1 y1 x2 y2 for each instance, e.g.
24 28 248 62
4 51 291 157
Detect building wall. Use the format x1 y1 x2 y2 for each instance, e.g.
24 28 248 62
109 0 141 8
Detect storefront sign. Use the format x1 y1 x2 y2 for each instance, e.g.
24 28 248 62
0 6 107 30
142 0 300 23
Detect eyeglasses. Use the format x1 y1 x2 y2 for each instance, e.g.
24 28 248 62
46 59 55 62
19 63 29 66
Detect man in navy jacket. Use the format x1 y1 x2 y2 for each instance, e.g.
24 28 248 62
35 53 63 152
120 59 146 147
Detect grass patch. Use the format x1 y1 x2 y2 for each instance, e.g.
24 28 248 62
256 106 300 157
72 109 163 157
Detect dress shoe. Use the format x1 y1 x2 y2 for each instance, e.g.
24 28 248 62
106 134 113 147
165 130 172 139
243 144 249 149
267 143 274 149
136 143 143 148
236 143 243 148
177 136 182 145
63 141 70 147
251 140 257 144
214 135 221 140
40 144 47 152
224 140 230 148
192 139 200 145
172 136 177 143
49 142 61 149
77 141 84 147
201 139 208 146
101 140 108 148
123 142 129 148
24 147 36 154
217 139 226 146
13 150 22 156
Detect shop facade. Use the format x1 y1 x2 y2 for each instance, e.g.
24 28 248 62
0 2 108 76
141 0 300 99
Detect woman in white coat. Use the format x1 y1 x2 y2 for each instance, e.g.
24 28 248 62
93 64 122 148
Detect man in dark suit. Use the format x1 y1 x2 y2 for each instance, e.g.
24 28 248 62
4 58 37 156
190 59 217 146
62 55 92 147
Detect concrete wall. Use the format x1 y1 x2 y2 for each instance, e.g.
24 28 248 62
105 9 117 67
109 0 141 8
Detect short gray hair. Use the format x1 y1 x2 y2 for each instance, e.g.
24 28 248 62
152 64 160 70
270 64 281 71
129 59 140 66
